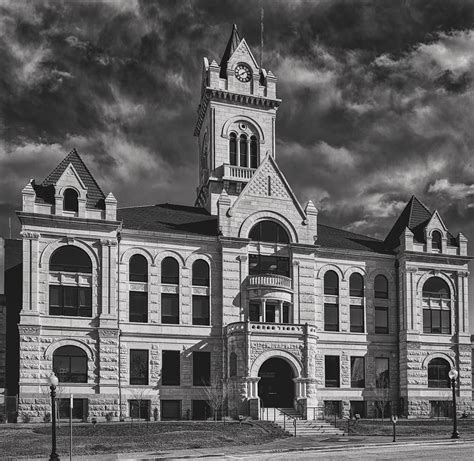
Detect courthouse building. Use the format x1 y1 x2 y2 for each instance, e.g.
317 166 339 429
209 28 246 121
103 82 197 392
1 25 472 421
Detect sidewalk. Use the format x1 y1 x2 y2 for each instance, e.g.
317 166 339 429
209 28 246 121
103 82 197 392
65 433 474 461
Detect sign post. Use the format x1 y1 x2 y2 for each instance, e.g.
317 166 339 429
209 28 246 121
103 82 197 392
69 394 73 461
391 415 398 442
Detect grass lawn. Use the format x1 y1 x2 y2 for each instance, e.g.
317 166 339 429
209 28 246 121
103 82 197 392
0 421 288 459
336 418 474 437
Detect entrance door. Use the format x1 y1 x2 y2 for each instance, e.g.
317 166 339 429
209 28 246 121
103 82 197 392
258 358 294 408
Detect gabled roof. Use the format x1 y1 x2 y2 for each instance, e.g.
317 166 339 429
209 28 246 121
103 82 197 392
117 203 218 236
34 149 105 209
116 203 391 254
384 195 457 249
220 24 241 78
318 224 393 255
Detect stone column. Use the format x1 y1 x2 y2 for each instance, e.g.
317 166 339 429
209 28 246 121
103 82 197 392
261 299 266 323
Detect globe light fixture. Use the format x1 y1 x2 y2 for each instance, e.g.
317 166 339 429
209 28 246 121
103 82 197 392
448 368 460 439
48 373 60 460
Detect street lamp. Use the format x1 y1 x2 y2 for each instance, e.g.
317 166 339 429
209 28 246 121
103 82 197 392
49 373 60 461
448 368 459 439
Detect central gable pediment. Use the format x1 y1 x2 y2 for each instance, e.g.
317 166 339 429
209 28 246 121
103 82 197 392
228 154 307 222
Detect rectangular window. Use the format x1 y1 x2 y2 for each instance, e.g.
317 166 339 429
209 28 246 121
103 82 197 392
248 254 290 277
325 356 340 388
350 357 365 388
162 351 180 386
324 304 339 331
49 285 92 317
162 293 179 324
350 401 366 418
130 349 148 385
192 400 212 420
161 400 181 420
282 303 290 324
192 295 210 325
129 291 148 323
375 306 389 334
129 400 150 420
249 302 260 322
350 305 364 332
423 309 451 334
193 351 211 386
430 401 452 418
375 358 389 388
58 398 87 420
265 303 276 323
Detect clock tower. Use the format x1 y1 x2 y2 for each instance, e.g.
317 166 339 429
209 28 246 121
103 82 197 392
194 24 281 214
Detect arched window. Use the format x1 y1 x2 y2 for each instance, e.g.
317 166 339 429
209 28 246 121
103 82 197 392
161 257 179 284
423 277 451 334
192 259 210 325
249 220 290 244
229 132 237 166
324 270 339 295
192 260 210 286
423 277 450 299
53 345 88 383
229 352 238 377
129 254 148 282
239 134 248 167
250 135 258 168
432 231 442 251
349 273 364 297
374 275 388 299
49 246 93 317
50 246 92 273
428 358 450 388
63 188 79 212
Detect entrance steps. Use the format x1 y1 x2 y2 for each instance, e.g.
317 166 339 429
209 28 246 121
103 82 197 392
261 408 344 436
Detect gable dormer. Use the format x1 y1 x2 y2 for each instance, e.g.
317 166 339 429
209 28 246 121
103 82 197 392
424 210 448 253
21 149 116 221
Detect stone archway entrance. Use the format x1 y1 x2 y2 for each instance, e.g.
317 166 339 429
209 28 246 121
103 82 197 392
258 358 294 408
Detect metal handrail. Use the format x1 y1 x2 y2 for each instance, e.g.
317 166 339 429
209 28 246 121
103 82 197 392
277 408 299 437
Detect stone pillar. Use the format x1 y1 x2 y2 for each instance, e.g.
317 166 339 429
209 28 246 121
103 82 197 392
97 329 119 397
246 377 261 419
261 299 266 323
181 265 191 325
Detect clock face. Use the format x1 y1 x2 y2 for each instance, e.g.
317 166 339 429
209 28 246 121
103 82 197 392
235 64 252 82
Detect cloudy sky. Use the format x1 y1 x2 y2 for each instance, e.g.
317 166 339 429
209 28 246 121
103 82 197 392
2 0 474 247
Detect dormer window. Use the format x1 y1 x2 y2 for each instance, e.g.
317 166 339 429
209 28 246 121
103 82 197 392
432 231 442 252
64 188 78 212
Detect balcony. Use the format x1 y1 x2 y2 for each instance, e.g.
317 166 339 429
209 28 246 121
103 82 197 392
223 164 256 182
248 273 293 291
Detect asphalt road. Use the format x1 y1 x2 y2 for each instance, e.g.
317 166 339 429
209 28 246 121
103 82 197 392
189 439 474 460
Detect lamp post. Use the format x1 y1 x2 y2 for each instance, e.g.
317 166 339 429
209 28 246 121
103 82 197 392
448 368 459 439
49 373 60 461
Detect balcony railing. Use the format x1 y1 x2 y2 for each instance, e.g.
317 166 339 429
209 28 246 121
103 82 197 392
248 273 292 290
223 164 256 181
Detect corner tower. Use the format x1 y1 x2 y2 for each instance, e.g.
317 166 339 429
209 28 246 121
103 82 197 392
194 24 281 213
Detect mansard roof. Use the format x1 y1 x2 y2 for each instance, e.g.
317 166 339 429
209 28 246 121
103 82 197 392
384 195 456 249
34 149 105 209
118 203 391 254
219 24 241 78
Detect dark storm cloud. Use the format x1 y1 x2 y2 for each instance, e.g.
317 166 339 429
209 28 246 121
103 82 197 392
2 0 474 246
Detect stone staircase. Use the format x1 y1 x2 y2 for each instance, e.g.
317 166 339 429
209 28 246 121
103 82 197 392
261 407 344 437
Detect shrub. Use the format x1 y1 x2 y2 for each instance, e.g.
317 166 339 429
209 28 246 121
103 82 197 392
105 412 114 422
0 414 5 424
22 413 32 423
43 413 51 423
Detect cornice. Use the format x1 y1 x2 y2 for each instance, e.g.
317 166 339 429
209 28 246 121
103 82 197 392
194 88 281 136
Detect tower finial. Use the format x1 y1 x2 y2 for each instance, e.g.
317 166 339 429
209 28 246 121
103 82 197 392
260 8 264 69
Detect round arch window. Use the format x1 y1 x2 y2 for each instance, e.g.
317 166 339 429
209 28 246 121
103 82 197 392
427 358 450 388
53 345 88 383
249 220 290 244
63 188 79 212
423 277 450 299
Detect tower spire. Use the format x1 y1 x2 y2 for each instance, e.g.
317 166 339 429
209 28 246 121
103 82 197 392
260 8 264 69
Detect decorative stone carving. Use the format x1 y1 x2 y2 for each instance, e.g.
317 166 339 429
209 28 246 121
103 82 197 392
20 231 40 240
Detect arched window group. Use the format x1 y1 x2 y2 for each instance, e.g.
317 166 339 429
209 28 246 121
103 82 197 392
423 277 451 334
229 130 259 169
49 246 92 317
53 345 88 383
323 270 390 334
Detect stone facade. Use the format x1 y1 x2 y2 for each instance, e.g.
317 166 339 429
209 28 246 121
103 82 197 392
2 25 473 422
